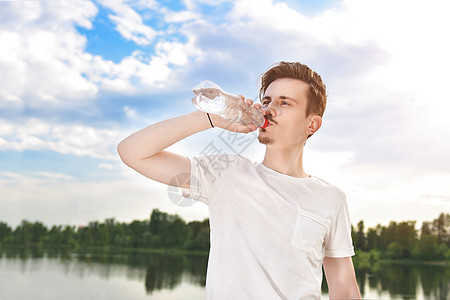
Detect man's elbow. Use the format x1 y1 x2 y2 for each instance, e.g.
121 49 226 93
117 141 132 166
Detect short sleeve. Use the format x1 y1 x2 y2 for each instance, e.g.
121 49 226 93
324 194 355 258
181 153 238 205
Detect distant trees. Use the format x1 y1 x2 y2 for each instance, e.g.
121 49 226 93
184 219 210 251
0 209 210 252
351 213 450 260
1 210 449 261
0 222 12 243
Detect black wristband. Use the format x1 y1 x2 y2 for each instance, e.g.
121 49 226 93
206 113 214 128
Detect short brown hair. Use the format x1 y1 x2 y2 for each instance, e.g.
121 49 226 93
259 61 327 139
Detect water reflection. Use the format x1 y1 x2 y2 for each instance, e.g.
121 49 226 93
353 260 449 300
0 247 208 298
0 247 448 299
76 251 209 293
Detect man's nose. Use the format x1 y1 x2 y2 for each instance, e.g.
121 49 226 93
255 102 272 115
263 102 278 118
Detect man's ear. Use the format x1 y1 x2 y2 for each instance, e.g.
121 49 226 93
308 115 322 134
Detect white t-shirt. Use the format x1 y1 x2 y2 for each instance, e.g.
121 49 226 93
183 153 355 300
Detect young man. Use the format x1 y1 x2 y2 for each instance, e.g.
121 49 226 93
118 61 361 299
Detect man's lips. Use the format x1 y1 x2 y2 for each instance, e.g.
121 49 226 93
261 121 274 129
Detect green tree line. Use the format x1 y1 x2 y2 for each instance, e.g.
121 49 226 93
0 209 209 252
0 209 448 260
351 212 449 261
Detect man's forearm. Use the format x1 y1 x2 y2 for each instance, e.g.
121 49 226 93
117 110 212 160
323 257 361 300
328 278 361 300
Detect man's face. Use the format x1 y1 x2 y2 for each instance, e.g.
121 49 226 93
257 77 313 147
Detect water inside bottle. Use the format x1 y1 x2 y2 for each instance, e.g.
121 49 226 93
192 81 227 114
192 92 226 113
191 80 268 128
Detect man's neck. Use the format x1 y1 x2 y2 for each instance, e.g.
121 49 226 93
261 144 310 178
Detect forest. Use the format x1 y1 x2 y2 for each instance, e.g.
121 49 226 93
0 209 448 261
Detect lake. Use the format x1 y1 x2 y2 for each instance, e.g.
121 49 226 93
0 248 448 299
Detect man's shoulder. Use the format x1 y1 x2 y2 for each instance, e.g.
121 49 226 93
190 153 250 170
191 153 240 161
311 176 346 200
199 153 253 164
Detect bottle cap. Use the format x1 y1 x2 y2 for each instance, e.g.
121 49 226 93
260 118 269 129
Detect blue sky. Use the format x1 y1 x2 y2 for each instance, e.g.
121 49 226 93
0 0 449 229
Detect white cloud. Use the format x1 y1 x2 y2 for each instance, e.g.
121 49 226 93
0 0 97 31
0 170 209 228
229 0 309 28
97 0 158 45
164 10 200 23
130 0 159 10
0 118 126 160
336 162 450 228
123 106 138 119
0 0 187 110
156 42 190 66
87 50 173 92
0 172 23 179
181 0 230 11
35 172 73 180
98 163 115 170
0 1 99 108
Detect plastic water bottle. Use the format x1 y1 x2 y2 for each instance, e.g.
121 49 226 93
191 80 269 129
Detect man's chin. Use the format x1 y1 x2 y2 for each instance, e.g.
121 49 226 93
257 135 274 145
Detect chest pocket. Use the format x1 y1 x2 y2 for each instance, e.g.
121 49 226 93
291 207 329 259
